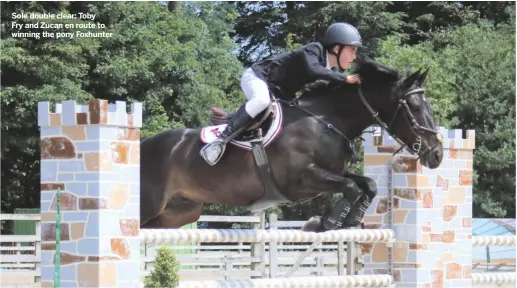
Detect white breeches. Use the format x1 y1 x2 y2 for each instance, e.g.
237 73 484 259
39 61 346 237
241 68 271 118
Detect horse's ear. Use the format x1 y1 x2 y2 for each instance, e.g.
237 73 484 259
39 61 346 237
402 67 429 89
402 69 420 88
418 67 430 83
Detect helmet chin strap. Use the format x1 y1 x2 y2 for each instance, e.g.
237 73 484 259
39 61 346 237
329 45 346 71
337 45 346 70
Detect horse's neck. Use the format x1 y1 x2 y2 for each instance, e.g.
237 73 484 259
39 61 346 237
295 90 376 142
338 107 375 141
347 91 380 138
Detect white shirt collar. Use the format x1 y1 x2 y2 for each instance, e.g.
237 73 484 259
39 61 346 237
326 52 331 69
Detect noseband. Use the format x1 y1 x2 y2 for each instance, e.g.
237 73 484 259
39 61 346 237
357 85 443 156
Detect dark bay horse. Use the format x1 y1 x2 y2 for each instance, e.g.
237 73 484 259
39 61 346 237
140 55 444 231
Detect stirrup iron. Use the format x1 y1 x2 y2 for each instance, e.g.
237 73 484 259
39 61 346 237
200 126 246 166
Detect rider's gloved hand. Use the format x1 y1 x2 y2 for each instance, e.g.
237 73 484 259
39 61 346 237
346 74 361 84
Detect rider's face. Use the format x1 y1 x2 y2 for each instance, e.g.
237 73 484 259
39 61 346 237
337 46 357 70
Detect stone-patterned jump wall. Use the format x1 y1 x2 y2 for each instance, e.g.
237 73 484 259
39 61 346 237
363 126 475 288
38 99 142 287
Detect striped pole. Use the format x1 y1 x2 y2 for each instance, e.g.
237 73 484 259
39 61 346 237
472 272 516 285
176 275 395 288
141 228 395 244
472 236 516 246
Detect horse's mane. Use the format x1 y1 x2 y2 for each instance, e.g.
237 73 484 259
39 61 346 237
352 54 399 82
299 54 400 98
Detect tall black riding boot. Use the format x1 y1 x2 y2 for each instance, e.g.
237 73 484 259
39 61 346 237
219 105 254 140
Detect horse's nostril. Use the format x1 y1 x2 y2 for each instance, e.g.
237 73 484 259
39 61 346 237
433 151 441 162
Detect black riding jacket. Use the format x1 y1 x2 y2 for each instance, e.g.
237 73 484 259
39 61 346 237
251 42 348 99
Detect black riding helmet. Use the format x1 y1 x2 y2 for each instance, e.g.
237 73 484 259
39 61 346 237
321 22 363 70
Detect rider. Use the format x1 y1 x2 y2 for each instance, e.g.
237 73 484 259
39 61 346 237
201 22 363 162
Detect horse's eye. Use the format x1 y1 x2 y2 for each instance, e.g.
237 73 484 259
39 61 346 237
408 98 421 112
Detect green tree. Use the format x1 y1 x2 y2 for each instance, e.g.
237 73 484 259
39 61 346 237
441 19 516 218
231 1 514 65
143 247 180 288
1 1 244 212
232 1 407 64
375 13 516 218
374 35 457 127
232 1 515 220
1 1 93 212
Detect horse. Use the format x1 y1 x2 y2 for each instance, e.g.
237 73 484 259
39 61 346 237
139 55 444 232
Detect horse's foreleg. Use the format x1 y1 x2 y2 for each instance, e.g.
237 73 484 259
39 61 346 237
339 172 377 228
300 164 364 232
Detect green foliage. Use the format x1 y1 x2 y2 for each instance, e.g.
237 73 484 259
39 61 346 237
1 1 245 213
441 19 515 217
1 1 94 212
286 33 302 51
232 1 515 219
377 14 516 218
232 1 516 63
143 247 180 288
232 1 407 64
1 1 515 220
375 35 456 127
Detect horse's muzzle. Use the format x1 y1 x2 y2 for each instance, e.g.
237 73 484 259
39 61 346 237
420 143 443 169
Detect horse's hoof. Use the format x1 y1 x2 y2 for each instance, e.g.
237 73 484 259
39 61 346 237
341 223 362 230
301 216 323 232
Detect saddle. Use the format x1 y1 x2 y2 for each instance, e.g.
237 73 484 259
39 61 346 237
200 101 290 211
209 104 276 140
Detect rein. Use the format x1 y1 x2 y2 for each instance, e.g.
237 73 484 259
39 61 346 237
276 98 354 142
277 83 442 157
275 97 357 154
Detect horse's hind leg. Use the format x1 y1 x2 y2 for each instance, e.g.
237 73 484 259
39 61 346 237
339 172 377 228
299 164 364 232
143 195 203 229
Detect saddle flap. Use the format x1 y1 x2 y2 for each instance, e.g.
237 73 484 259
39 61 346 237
201 101 284 151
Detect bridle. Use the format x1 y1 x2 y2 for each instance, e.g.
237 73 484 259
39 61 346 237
277 83 443 157
357 84 443 156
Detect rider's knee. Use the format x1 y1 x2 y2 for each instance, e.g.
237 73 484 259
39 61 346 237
254 95 271 110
